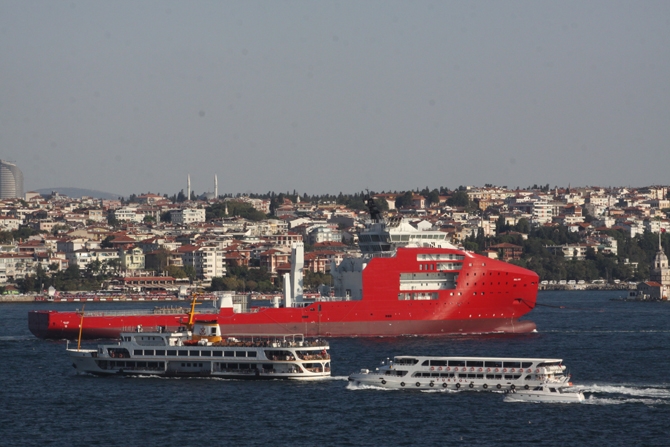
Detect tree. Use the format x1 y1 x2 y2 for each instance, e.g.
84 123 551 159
426 189 441 207
107 213 119 227
166 265 187 278
447 191 470 208
183 265 197 281
395 191 414 209
101 236 114 248
514 218 530 234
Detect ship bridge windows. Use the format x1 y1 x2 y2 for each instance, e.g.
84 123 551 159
384 370 408 377
393 357 419 365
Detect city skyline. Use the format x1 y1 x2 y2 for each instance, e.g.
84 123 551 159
3 1 670 197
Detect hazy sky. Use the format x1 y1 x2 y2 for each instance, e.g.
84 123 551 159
2 1 669 197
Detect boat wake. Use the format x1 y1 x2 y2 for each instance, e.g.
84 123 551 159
576 383 670 405
0 335 37 342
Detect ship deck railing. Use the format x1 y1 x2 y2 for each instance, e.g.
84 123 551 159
79 308 220 317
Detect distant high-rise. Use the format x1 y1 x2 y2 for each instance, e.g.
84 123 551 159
0 160 23 199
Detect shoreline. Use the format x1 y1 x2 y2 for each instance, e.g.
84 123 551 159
0 285 636 303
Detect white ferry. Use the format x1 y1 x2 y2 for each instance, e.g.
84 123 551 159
348 355 576 392
68 320 331 380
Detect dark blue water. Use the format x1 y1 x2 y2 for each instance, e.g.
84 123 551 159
1 291 668 446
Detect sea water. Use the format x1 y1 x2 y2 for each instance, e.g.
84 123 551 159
0 290 668 446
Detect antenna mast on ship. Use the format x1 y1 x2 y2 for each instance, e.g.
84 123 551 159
365 191 383 223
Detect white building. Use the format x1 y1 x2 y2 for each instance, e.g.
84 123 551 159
171 208 206 225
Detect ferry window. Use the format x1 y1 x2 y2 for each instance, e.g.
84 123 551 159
485 361 502 368
213 351 223 357
224 351 234 357
466 361 483 367
167 350 176 356
201 351 211 357
448 360 466 367
134 350 142 356
156 350 165 356
143 350 154 356
248 351 257 357
235 351 246 357
431 373 440 378
148 362 158 368
430 360 447 367
137 362 146 368
521 362 532 368
422 360 430 366
189 351 199 357
178 350 188 356
503 362 521 368
394 358 419 365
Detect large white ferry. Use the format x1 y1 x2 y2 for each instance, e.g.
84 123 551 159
68 320 331 380
348 355 577 392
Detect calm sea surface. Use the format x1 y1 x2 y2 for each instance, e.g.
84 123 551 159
1 290 669 447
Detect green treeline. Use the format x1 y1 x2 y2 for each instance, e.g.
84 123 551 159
464 223 669 282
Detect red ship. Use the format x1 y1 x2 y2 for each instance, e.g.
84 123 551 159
29 201 538 339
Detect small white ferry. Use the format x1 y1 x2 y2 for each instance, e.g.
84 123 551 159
68 320 331 380
348 355 576 392
503 385 585 403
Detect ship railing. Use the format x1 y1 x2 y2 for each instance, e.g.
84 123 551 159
80 308 219 317
298 352 330 361
312 296 353 302
219 333 329 347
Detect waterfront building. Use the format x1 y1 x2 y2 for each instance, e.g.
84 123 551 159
638 231 670 300
0 160 24 199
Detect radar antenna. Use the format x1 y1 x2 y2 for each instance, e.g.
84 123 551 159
365 190 383 222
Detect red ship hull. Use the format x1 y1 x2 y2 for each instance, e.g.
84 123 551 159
29 248 539 339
